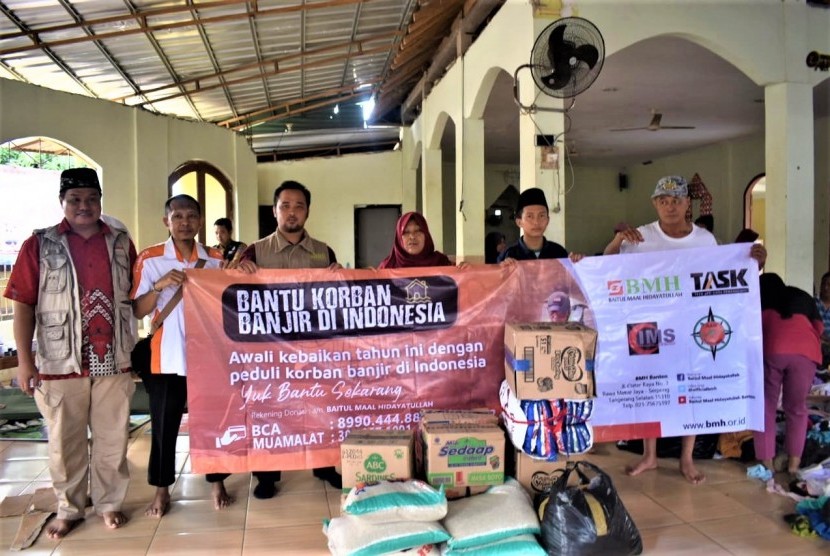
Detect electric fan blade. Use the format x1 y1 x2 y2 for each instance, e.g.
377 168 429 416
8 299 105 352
542 65 573 90
545 24 579 89
546 24 567 67
647 112 662 130
575 44 600 68
609 126 649 132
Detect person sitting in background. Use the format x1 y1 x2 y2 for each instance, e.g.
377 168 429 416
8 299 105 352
378 212 452 269
484 231 506 264
213 217 246 266
755 273 823 476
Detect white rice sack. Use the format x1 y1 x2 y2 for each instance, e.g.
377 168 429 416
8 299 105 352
324 516 450 556
342 479 447 523
500 380 529 451
440 534 546 556
441 478 540 550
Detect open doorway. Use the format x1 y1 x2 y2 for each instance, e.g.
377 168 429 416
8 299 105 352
743 173 765 242
355 205 401 269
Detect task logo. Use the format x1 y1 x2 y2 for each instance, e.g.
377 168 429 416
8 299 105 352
627 322 676 355
692 307 732 360
690 268 750 297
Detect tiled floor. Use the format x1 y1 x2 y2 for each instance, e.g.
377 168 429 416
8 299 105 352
1 427 828 555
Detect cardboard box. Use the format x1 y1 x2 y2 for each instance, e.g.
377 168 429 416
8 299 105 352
421 423 504 490
514 450 574 498
504 322 597 400
340 430 413 492
419 409 499 427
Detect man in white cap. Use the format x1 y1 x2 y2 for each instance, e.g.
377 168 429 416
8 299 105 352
604 175 765 484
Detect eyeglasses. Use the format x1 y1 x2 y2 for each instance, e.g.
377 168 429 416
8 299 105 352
402 230 424 237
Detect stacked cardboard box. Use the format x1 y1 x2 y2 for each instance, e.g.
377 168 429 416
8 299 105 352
417 409 504 498
504 322 597 400
340 430 414 493
503 322 598 496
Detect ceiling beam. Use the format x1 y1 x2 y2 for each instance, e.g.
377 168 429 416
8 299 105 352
132 43 392 109
219 80 380 127
120 0 204 119
185 0 237 118
398 0 503 123
0 0 375 57
114 31 397 103
232 90 371 131
0 0 97 97
246 0 275 109
1 0 256 40
56 0 148 104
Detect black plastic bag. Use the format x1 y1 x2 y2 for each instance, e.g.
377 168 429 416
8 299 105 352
130 335 153 376
537 460 642 556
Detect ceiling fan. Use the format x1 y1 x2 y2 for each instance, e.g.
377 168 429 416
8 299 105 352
610 110 695 132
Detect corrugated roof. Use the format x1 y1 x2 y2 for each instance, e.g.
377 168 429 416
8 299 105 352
0 0 503 159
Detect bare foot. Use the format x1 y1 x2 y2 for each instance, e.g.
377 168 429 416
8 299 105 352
45 517 81 540
145 488 170 518
212 481 234 510
680 460 706 484
102 511 128 529
625 456 658 476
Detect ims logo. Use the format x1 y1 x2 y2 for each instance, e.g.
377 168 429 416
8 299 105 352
627 322 676 355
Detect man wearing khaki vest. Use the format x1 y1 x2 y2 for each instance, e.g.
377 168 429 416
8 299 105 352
230 180 342 498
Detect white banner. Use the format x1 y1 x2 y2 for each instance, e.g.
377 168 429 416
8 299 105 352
571 243 764 439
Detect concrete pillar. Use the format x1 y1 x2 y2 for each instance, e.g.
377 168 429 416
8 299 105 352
422 146 444 250
456 117 485 262
764 82 815 291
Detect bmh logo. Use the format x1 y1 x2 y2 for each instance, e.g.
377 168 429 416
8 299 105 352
627 322 676 355
692 307 732 360
690 268 749 297
607 276 682 302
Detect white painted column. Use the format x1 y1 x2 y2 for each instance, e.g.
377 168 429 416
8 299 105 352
422 146 444 250
456 117 485 262
517 18 568 247
400 128 418 214
764 82 815 291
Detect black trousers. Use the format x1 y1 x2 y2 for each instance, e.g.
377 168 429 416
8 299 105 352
142 373 187 488
142 373 281 486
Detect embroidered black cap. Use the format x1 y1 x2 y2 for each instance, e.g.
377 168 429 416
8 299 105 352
60 168 101 195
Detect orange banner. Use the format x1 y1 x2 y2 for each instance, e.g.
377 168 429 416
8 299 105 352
184 262 585 474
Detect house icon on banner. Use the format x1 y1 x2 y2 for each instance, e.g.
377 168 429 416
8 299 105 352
405 279 430 303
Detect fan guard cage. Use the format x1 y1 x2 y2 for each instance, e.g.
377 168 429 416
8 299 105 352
530 17 605 99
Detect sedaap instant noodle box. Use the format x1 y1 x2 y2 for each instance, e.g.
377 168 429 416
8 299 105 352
340 430 414 493
421 422 504 490
504 322 597 400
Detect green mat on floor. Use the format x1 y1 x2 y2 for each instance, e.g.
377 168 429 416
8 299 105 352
0 414 150 441
0 379 150 421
